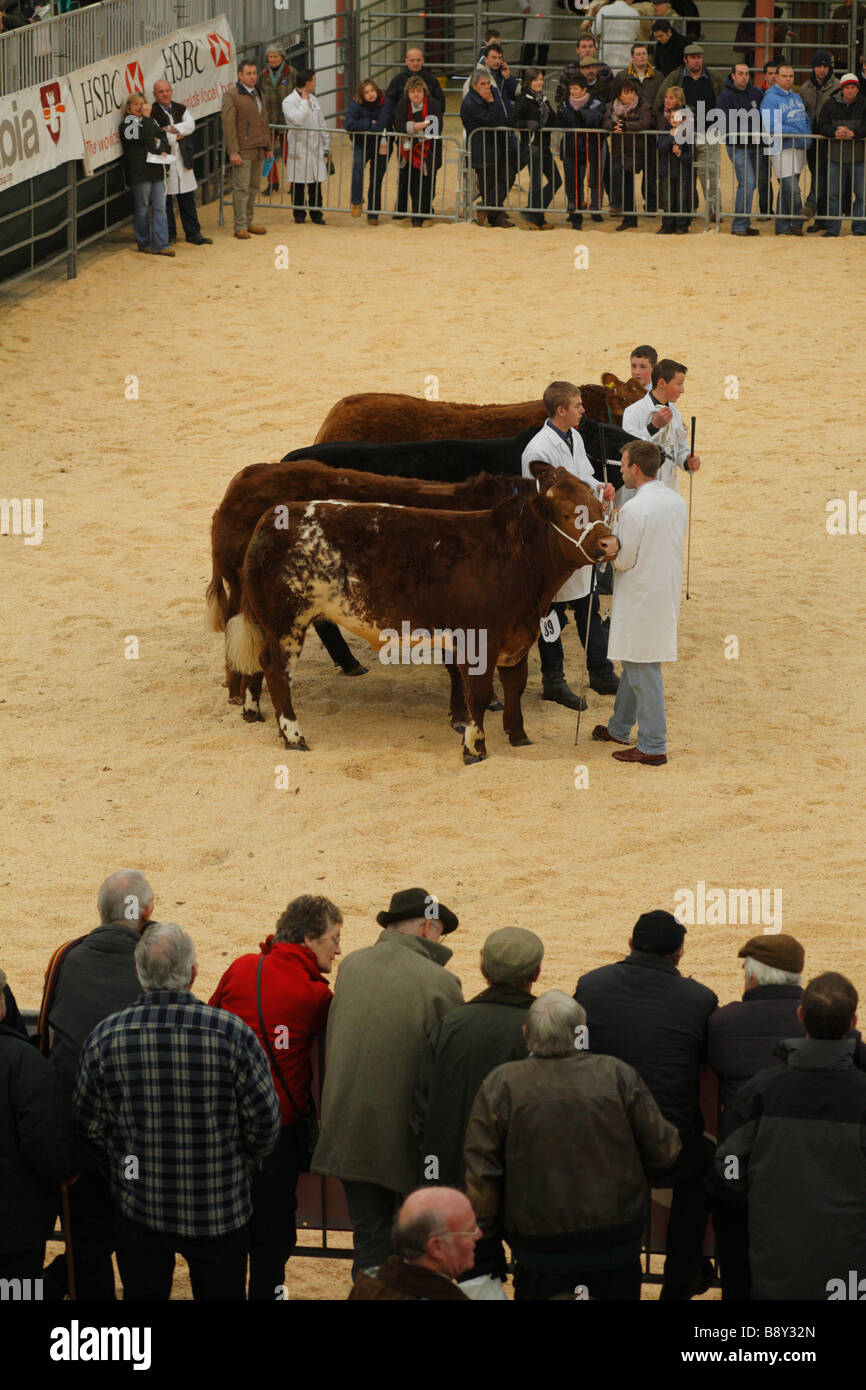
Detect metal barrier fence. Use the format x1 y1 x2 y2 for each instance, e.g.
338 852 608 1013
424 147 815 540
0 0 302 96
717 131 866 234
219 123 466 223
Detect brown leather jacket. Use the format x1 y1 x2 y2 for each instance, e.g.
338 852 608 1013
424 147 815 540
221 82 270 157
465 1051 681 1258
348 1256 470 1300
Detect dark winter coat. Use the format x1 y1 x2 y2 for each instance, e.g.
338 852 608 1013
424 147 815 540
508 89 558 153
461 86 509 168
654 61 722 114
119 112 170 185
603 95 654 170
393 92 445 172
260 60 295 126
817 86 866 162
555 60 615 108
715 74 766 145
575 951 718 1134
0 1023 78 1254
344 93 393 146
385 64 443 109
715 1037 866 1300
414 982 533 1188
557 94 607 161
652 30 687 76
348 1254 469 1299
657 125 694 177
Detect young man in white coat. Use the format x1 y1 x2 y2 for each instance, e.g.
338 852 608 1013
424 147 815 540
620 357 701 499
150 80 213 245
594 439 687 765
522 381 618 711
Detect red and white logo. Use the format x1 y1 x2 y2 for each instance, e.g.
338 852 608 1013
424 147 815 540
40 81 64 145
125 61 145 95
207 32 231 67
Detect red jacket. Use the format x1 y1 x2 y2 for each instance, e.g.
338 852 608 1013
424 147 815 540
210 938 332 1125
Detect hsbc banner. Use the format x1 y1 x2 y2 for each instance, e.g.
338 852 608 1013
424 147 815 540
0 77 85 192
69 15 236 174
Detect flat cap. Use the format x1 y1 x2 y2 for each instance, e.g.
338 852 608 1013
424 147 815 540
739 933 804 974
579 56 599 67
633 909 685 956
481 927 544 985
683 42 704 54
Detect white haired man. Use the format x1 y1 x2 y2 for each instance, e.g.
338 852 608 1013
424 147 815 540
349 1187 480 1299
74 923 281 1299
38 869 155 1299
465 989 680 1299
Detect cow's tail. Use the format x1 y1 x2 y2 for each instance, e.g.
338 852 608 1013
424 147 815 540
205 557 231 633
225 603 266 675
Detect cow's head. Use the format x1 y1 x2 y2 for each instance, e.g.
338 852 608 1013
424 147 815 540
528 463 610 564
601 371 645 418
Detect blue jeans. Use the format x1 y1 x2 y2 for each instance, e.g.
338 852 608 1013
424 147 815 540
608 659 667 755
727 145 757 232
826 159 866 235
774 171 802 234
350 140 389 211
132 180 169 251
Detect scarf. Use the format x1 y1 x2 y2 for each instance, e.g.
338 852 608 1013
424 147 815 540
612 96 637 119
569 89 591 109
402 95 430 169
527 90 551 126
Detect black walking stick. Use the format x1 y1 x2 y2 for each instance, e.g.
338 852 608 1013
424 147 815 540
574 419 608 745
686 414 695 600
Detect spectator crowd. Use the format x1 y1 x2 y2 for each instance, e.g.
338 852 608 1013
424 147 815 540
2 870 865 1302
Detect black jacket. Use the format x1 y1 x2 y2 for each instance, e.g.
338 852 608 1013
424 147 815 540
817 87 866 162
3 984 27 1037
385 64 442 109
119 112 171 185
653 31 687 76
414 983 533 1188
392 93 445 171
47 923 142 1124
715 1037 866 1300
149 98 195 170
461 87 510 168
508 91 557 152
707 984 866 1137
0 1023 78 1254
576 952 718 1133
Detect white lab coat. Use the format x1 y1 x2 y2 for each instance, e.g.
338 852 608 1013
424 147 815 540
521 422 604 602
520 0 556 45
156 105 197 196
621 392 690 492
608 479 687 663
593 0 641 69
282 90 330 183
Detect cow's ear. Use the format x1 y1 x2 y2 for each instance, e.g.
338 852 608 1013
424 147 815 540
600 371 619 391
528 461 557 492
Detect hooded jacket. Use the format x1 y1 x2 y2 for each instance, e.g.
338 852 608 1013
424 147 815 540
312 929 463 1193
716 73 765 145
817 84 866 162
760 82 812 149
714 1037 866 1300
210 937 332 1126
798 51 841 126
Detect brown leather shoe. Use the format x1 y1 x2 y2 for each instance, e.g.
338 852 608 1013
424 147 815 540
475 209 488 226
592 725 630 745
234 230 251 239
248 224 267 235
155 248 176 257
612 747 667 765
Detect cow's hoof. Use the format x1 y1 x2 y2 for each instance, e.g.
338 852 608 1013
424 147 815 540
341 662 368 677
487 699 504 712
228 694 244 706
510 736 533 747
463 748 487 766
290 738 310 751
242 709 264 723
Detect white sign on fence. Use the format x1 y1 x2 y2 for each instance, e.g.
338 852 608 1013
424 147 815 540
68 14 237 174
0 77 85 193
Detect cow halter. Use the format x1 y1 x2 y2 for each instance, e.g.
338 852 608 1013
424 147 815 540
547 515 607 565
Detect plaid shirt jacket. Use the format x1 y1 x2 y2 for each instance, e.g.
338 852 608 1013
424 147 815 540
73 990 281 1238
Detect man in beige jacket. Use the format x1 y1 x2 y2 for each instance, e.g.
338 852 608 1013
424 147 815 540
221 59 272 238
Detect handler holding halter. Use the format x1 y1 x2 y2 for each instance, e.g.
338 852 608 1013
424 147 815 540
593 439 687 766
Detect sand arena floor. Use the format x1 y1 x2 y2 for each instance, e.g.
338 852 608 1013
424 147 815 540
2 203 864 1299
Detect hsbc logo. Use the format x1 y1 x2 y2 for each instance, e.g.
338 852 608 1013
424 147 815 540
124 61 145 95
40 81 64 145
207 33 231 66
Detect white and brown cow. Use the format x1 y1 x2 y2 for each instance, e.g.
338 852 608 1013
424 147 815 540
225 464 610 764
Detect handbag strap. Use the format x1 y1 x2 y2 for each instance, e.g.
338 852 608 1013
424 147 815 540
256 954 303 1121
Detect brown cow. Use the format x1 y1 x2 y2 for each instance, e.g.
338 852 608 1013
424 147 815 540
225 465 610 764
206 460 533 711
313 375 643 443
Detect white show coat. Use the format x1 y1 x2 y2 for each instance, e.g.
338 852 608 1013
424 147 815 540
608 479 687 663
520 0 556 46
593 0 640 69
521 421 604 603
156 105 197 196
282 90 330 183
621 392 689 491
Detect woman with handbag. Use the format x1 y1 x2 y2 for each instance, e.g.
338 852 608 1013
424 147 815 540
210 894 341 1300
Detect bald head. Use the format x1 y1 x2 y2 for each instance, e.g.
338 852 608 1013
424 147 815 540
393 1187 479 1278
406 47 424 72
97 869 154 929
